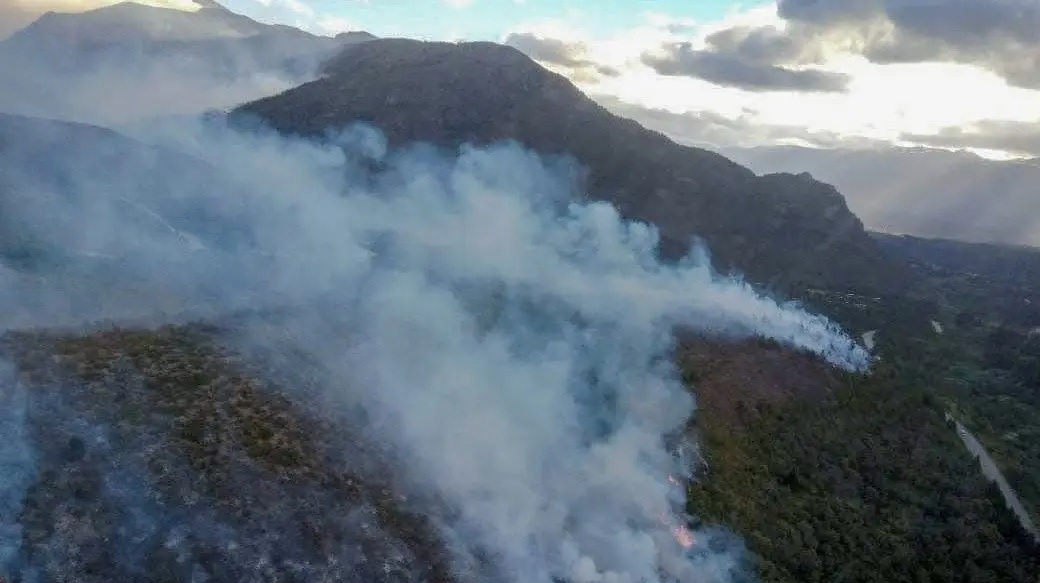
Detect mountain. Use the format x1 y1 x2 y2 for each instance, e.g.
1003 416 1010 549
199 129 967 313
234 38 905 295
4 0 272 46
0 1 374 124
724 144 1040 248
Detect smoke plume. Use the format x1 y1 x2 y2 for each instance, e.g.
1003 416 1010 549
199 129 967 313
0 114 868 582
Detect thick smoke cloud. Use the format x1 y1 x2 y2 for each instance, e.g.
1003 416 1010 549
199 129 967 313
0 113 868 582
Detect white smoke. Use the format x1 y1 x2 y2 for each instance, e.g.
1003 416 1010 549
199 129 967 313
0 115 869 582
0 362 35 571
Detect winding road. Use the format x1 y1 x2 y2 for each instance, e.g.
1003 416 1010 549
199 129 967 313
945 412 1039 540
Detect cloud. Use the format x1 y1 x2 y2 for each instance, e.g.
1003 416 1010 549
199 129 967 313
505 32 619 80
901 120 1040 158
248 0 318 18
641 41 849 93
315 15 358 35
702 24 823 64
697 0 1040 89
593 94 881 150
779 0 1040 46
494 10 1040 157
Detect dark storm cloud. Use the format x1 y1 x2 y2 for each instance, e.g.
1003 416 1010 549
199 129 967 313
776 0 881 23
703 25 822 64
641 41 849 92
779 0 1040 45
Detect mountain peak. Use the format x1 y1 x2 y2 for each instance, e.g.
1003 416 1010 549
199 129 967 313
315 38 547 95
334 30 378 43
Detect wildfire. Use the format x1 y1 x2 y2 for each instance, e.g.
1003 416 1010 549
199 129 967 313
658 512 697 550
671 524 696 549
660 474 697 549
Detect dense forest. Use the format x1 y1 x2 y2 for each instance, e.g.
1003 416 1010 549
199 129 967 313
684 361 1038 583
682 234 1040 583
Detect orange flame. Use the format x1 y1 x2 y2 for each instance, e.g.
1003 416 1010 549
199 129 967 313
658 512 697 549
671 524 696 549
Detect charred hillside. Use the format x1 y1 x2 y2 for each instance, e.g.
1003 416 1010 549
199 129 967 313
0 324 458 583
236 38 904 294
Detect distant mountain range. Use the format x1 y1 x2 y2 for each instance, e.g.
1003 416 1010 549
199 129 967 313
725 145 1040 248
234 38 905 294
0 0 374 124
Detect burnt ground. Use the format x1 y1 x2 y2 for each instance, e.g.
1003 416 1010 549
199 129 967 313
0 323 465 583
677 336 845 431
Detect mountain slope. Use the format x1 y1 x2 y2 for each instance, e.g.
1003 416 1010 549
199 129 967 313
0 323 457 583
234 38 904 294
725 145 1040 247
0 1 373 124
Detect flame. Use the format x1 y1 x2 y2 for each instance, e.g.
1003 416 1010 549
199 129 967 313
671 524 696 549
659 475 696 548
658 512 696 549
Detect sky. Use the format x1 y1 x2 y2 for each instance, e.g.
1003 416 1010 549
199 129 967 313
217 0 738 40
5 0 1040 159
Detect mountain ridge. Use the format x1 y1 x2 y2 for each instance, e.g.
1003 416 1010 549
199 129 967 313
235 38 906 294
726 144 1040 248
